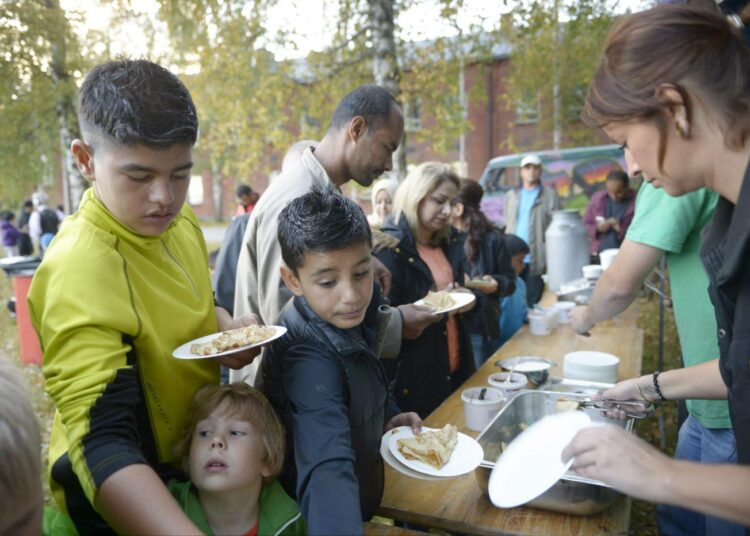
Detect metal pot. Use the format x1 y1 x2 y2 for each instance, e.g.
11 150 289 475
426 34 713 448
545 210 589 292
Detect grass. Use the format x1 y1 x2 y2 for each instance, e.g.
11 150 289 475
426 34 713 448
0 265 680 532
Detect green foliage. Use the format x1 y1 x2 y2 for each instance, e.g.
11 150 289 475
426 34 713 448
501 0 616 152
154 0 311 185
0 2 68 205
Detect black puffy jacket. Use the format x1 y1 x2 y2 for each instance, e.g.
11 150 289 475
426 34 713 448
374 216 476 418
257 290 400 535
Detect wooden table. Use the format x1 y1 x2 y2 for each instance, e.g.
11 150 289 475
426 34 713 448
378 297 644 535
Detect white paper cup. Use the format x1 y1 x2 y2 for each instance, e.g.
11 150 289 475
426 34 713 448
554 301 576 324
600 248 619 270
582 264 603 280
461 387 505 431
528 312 552 336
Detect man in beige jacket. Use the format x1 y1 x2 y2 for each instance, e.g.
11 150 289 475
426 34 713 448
232 85 438 384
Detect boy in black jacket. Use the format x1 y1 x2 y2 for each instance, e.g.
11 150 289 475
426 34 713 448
257 188 420 535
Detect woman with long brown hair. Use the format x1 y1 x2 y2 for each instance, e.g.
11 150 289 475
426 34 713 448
562 3 750 527
450 179 516 367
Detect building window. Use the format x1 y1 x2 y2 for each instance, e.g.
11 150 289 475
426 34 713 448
188 174 204 205
515 92 540 124
404 98 422 132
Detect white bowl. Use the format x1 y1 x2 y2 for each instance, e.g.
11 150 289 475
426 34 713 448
461 387 506 432
553 301 576 324
563 351 619 383
582 264 603 280
487 372 528 394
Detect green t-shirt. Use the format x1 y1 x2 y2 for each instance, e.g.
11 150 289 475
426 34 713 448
626 184 730 429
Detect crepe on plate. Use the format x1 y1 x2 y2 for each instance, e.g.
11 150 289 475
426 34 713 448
422 291 456 311
397 424 458 469
190 325 276 356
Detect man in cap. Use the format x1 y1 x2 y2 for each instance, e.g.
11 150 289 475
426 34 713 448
503 153 561 305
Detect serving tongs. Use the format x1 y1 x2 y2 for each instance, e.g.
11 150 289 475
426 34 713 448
568 396 655 419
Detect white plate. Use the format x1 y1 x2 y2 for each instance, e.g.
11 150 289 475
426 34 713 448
380 427 452 481
388 426 484 477
414 291 476 315
172 326 287 359
488 411 591 508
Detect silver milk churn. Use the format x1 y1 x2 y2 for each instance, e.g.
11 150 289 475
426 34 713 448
545 209 589 291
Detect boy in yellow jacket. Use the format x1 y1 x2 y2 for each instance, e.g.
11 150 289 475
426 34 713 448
28 59 259 534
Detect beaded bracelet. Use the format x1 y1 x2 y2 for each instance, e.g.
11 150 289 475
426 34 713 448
652 371 667 402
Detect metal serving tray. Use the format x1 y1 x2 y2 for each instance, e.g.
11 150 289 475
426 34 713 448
474 388 633 515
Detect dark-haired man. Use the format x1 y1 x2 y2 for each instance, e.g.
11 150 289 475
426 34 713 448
582 170 636 255
232 85 439 385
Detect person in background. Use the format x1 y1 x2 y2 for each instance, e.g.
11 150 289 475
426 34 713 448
503 154 561 305
582 170 636 258
28 191 50 253
235 184 259 217
498 234 530 347
563 3 750 527
367 176 399 227
17 200 34 256
1 211 22 257
259 188 420 535
375 162 476 418
170 383 305 536
450 179 516 367
39 206 61 254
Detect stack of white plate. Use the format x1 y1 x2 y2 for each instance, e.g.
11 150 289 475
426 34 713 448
563 351 619 384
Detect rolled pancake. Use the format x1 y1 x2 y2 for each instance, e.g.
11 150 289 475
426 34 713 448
422 291 455 311
397 424 458 469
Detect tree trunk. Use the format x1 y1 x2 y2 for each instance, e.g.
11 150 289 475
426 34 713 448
46 0 86 212
367 0 406 179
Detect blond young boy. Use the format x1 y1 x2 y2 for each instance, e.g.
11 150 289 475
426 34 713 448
171 383 306 536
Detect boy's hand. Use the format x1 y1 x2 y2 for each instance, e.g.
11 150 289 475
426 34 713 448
212 311 262 369
385 412 422 435
398 304 441 339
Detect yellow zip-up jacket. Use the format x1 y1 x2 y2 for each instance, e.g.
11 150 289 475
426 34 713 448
28 188 218 519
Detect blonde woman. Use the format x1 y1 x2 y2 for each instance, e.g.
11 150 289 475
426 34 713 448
374 162 476 418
